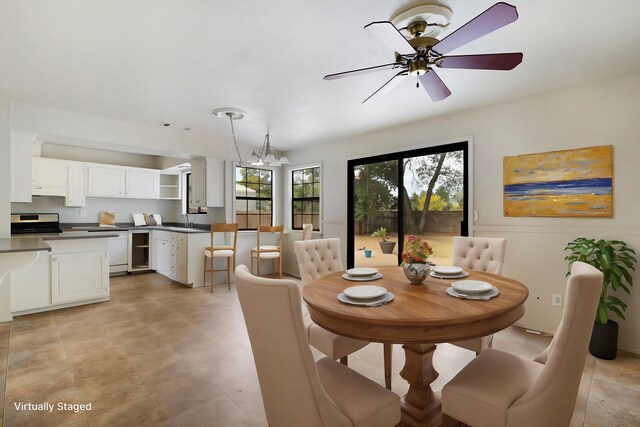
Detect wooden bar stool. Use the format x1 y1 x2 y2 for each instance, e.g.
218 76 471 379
204 223 238 291
250 224 283 278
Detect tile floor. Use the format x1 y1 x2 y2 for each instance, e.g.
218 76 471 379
1 272 638 426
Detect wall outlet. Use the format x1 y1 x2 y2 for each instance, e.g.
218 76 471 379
79 209 86 218
552 294 563 307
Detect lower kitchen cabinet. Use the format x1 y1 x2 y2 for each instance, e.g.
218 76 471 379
152 231 209 287
51 251 109 304
11 237 110 315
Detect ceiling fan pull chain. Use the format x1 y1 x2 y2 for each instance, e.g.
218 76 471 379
416 73 420 88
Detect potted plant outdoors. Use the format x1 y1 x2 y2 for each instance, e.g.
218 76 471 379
401 235 434 285
565 238 637 360
371 227 396 254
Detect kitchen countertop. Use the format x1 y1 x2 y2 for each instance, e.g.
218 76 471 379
60 224 210 234
2 233 119 254
0 237 51 253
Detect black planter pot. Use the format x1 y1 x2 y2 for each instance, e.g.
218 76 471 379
589 320 618 360
379 241 396 254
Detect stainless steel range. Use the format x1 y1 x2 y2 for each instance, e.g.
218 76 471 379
11 213 62 234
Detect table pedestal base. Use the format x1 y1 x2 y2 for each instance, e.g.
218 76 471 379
399 343 441 427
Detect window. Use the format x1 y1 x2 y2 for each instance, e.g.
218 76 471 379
235 166 273 230
292 166 320 231
185 173 207 214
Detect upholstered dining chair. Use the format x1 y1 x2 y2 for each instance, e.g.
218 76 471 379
294 239 395 390
441 261 602 427
251 224 284 278
450 236 507 355
235 264 401 427
204 223 238 291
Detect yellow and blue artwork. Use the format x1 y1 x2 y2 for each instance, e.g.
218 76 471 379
503 145 613 217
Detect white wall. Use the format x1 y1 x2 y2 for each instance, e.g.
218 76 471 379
0 98 10 237
41 143 161 169
11 196 181 225
284 71 640 354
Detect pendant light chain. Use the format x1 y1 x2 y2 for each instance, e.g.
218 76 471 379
228 114 245 166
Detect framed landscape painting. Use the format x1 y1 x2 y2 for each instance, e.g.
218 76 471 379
503 145 613 217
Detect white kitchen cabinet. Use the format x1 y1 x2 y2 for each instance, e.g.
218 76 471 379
51 251 109 304
32 157 67 196
12 238 110 314
126 170 160 199
189 157 225 207
65 164 86 207
159 173 181 199
87 166 126 197
152 230 210 287
10 131 36 202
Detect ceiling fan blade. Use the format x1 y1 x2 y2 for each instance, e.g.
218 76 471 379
364 21 415 56
363 71 406 104
431 2 519 55
419 70 451 102
324 62 402 80
437 52 523 70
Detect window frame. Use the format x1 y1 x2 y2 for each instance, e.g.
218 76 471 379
234 165 274 231
290 165 321 231
286 162 322 233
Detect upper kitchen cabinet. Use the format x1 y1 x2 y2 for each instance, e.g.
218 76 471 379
65 164 86 207
87 165 126 197
32 157 67 197
190 157 225 208
159 173 181 200
126 170 159 199
10 131 36 202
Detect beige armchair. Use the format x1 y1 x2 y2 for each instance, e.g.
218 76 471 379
235 264 401 427
442 261 602 427
450 236 507 354
293 239 370 365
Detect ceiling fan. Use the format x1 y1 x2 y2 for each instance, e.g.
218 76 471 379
324 2 523 103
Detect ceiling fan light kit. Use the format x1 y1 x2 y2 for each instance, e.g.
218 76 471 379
324 2 523 103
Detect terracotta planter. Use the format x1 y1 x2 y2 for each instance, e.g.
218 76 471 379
378 241 396 254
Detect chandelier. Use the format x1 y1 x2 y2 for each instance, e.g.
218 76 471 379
213 107 289 167
248 131 289 167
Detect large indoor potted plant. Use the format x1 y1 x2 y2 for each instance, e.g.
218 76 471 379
565 238 636 360
371 227 396 254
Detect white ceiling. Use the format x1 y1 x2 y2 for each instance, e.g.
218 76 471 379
1 0 639 151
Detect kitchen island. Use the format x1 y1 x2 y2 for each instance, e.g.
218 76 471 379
10 233 116 317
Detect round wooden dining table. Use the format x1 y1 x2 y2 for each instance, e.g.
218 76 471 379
302 266 529 427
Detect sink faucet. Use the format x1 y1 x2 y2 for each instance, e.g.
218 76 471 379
184 213 193 228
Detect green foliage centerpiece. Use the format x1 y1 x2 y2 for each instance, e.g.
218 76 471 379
565 237 636 359
401 235 434 285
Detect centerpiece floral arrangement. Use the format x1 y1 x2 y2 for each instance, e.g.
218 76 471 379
401 235 434 265
401 235 434 284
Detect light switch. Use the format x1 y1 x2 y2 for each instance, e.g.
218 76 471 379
473 210 479 222
79 209 86 217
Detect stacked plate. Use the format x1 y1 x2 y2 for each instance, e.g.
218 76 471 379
338 285 394 306
430 265 469 279
342 268 383 282
446 280 500 300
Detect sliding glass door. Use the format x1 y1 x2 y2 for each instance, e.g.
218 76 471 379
347 142 468 268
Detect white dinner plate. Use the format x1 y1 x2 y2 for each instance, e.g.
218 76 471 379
342 273 384 282
430 271 469 280
338 292 394 306
345 267 378 277
446 286 499 301
452 280 493 294
433 265 464 275
343 285 387 300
